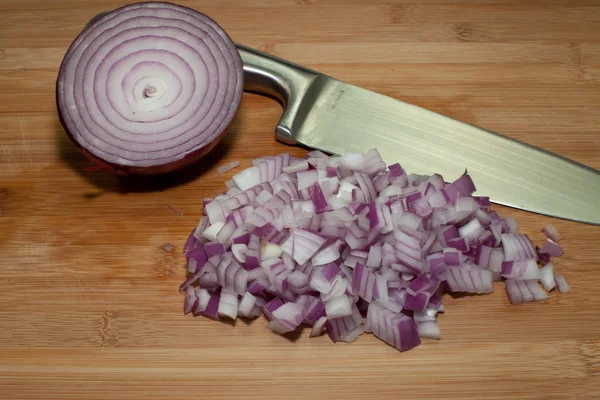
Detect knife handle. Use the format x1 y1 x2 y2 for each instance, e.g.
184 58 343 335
236 44 318 145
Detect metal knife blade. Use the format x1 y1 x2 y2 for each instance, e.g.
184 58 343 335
238 44 600 225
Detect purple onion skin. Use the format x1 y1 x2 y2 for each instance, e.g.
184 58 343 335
56 2 244 175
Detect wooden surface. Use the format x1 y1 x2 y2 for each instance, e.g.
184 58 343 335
1 0 599 399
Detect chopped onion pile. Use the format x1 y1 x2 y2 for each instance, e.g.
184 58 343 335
57 2 244 174
181 149 570 353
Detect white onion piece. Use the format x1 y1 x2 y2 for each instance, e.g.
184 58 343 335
205 201 226 224
288 271 309 287
504 216 518 233
458 219 482 240
501 259 541 280
57 2 244 174
297 170 319 191
321 276 348 302
526 280 548 301
196 289 211 313
216 221 235 244
340 151 365 170
375 274 389 303
218 290 238 320
312 240 342 266
380 184 404 198
238 292 257 317
218 161 241 175
456 197 479 213
283 160 309 173
183 286 196 314
366 245 382 269
272 303 304 322
540 262 555 291
202 221 225 241
310 316 328 338
554 274 570 292
542 224 561 242
325 295 352 318
337 181 358 203
417 321 441 340
193 216 209 240
255 190 273 205
339 326 365 343
231 243 247 263
505 280 522 304
261 241 283 260
310 272 334 294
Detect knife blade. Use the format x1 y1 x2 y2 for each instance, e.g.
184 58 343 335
237 44 600 225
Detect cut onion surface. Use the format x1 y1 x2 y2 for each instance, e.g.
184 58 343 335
180 148 570 353
57 2 244 174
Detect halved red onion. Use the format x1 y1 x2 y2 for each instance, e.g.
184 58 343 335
180 148 571 354
57 2 244 174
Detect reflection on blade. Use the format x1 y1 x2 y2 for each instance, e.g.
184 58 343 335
289 77 600 225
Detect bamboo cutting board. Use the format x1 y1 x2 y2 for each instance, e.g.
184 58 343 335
1 0 599 399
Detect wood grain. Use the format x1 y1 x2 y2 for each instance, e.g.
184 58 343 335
1 0 599 399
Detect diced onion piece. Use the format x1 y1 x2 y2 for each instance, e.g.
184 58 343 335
502 233 538 261
339 326 365 343
541 238 563 257
280 229 327 265
501 259 541 280
554 274 570 293
195 289 211 314
238 292 257 317
218 161 241 175
202 222 225 241
325 296 352 318
310 316 328 338
542 224 561 242
183 286 197 314
340 151 365 171
231 243 248 263
310 272 334 294
283 160 309 173
261 241 283 260
218 290 238 320
540 262 555 291
255 190 273 205
297 170 319 191
417 321 441 340
272 303 304 326
312 240 342 266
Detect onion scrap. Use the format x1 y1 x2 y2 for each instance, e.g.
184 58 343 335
180 149 570 353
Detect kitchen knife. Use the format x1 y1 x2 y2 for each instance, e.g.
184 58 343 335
237 44 600 226
79 10 599 225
